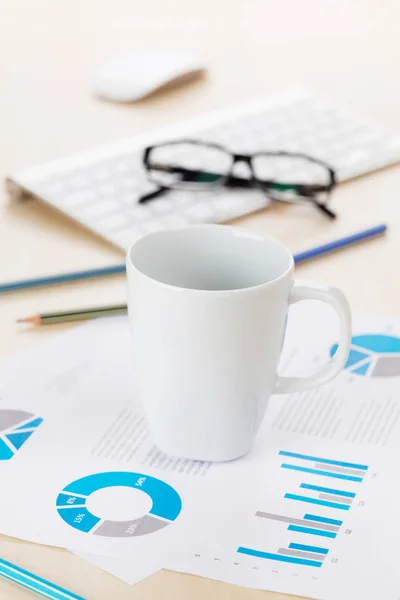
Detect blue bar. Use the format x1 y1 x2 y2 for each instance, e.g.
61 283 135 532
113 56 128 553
279 451 368 470
237 547 322 567
281 464 363 482
304 514 343 526
285 493 350 510
300 483 356 498
289 543 329 555
288 525 337 538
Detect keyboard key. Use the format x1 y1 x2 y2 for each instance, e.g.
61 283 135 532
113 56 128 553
139 221 164 233
159 214 189 228
115 161 132 173
120 176 139 189
44 181 66 194
95 213 129 230
185 203 214 221
85 199 122 214
92 168 111 180
97 183 117 195
150 199 173 213
70 174 89 187
63 190 98 207
128 205 152 220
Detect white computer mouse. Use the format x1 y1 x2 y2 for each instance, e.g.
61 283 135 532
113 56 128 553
91 47 206 103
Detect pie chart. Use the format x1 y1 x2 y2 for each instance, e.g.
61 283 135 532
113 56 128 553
0 409 43 460
330 334 400 377
57 471 182 538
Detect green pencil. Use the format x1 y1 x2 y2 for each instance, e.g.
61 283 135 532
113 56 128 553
17 304 127 326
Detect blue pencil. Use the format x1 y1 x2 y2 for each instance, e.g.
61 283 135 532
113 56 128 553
0 264 126 294
0 224 387 295
0 557 86 600
293 224 387 264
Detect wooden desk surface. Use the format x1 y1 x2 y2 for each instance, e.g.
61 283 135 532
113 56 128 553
0 1 399 598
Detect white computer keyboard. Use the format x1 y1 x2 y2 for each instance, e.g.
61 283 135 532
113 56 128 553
7 89 400 251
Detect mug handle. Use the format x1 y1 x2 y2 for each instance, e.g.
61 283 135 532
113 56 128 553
274 281 352 394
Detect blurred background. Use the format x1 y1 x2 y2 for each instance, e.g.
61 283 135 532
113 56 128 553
1 0 399 166
1 0 399 351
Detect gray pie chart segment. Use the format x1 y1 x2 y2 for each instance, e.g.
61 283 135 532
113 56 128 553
371 356 400 377
0 410 34 433
93 515 169 537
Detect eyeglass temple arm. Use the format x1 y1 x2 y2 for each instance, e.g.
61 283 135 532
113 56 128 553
138 186 169 204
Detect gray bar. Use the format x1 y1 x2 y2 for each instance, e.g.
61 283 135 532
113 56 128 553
255 512 339 532
372 356 400 378
319 493 352 504
278 548 326 562
314 463 365 477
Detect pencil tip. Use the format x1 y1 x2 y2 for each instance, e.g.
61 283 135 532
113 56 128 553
16 316 38 325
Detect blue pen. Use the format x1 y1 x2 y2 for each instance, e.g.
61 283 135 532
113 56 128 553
0 557 86 600
0 224 387 295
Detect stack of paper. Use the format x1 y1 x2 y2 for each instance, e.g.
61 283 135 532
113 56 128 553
1 303 400 600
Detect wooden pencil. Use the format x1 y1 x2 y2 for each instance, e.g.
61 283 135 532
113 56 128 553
17 304 127 326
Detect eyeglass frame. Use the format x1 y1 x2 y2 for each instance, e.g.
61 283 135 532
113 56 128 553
140 139 337 219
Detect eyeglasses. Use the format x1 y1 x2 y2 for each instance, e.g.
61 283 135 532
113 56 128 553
139 140 337 219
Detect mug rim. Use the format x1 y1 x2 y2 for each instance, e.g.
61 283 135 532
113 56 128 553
126 224 294 294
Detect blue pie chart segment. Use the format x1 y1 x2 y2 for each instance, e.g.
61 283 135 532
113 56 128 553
56 493 86 508
58 506 100 533
0 410 43 461
5 430 34 450
351 362 370 376
330 334 400 377
57 471 182 538
14 417 44 430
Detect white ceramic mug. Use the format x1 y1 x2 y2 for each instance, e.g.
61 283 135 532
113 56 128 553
127 225 351 462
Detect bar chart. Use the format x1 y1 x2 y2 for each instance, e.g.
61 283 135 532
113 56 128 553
237 450 368 568
279 450 368 483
